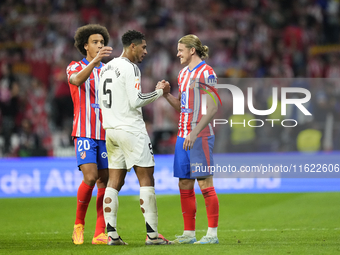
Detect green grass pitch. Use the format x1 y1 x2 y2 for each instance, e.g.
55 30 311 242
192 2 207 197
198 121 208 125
0 192 339 255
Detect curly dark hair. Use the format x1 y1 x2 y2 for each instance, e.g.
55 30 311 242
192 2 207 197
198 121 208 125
74 24 110 56
121 30 145 47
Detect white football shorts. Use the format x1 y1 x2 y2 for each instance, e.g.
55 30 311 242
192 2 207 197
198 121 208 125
105 129 155 170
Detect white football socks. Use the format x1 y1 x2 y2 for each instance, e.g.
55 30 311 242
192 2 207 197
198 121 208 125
183 230 196 237
140 186 158 239
103 187 119 239
207 227 218 237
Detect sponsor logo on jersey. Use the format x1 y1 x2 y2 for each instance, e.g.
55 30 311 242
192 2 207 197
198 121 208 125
181 108 193 113
181 92 186 107
91 103 100 109
101 152 108 158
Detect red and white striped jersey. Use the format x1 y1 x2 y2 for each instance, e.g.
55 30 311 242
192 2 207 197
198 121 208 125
177 61 217 138
66 58 105 140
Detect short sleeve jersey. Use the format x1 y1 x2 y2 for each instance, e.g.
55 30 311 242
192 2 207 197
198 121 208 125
66 58 105 140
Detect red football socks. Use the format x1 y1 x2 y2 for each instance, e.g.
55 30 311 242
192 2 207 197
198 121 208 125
180 189 196 231
201 187 219 228
75 181 94 225
94 187 106 237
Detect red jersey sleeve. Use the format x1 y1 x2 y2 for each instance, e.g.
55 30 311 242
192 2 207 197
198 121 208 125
66 61 83 84
200 67 217 92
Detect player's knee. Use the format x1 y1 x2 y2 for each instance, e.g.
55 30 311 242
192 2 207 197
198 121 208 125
98 169 109 182
97 175 108 186
84 174 99 186
178 179 194 190
107 178 124 191
197 177 213 190
139 176 154 187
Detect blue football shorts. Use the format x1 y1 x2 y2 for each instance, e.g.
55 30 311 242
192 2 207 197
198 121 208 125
174 136 215 179
74 137 108 170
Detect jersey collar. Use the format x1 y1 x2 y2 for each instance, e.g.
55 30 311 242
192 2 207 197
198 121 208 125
120 57 132 63
82 58 103 69
188 60 206 72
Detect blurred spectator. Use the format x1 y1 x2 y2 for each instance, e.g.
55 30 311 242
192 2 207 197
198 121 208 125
80 0 101 23
296 127 322 152
25 77 52 155
0 79 20 155
51 58 73 130
10 118 46 157
307 55 324 78
325 55 340 79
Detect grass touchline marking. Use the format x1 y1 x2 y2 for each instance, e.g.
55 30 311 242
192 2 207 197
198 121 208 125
196 228 339 232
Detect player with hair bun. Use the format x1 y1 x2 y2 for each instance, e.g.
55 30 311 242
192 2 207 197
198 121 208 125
162 34 220 244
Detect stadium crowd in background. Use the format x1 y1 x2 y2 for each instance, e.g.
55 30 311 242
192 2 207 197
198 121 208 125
0 0 340 157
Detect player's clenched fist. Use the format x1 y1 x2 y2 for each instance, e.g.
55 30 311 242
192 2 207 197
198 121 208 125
156 80 170 95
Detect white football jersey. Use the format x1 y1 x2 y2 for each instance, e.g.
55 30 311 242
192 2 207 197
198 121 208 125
99 57 163 134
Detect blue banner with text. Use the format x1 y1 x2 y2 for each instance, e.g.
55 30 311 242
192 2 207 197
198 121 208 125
1 153 340 198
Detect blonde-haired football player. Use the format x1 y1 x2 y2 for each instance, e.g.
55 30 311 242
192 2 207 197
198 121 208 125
163 34 220 244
